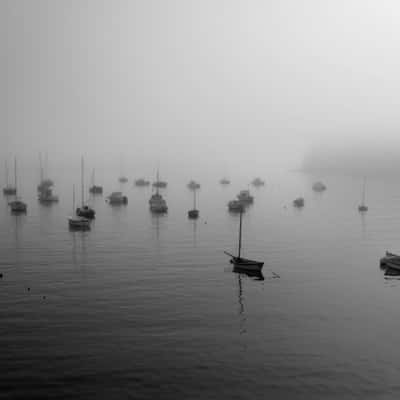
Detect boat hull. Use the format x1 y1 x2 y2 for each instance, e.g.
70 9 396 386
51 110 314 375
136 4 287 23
9 201 27 213
150 206 168 213
68 217 90 230
76 207 95 219
380 252 400 270
3 188 16 196
293 198 304 207
230 257 264 271
153 182 167 188
188 209 199 219
89 186 103 194
107 193 128 205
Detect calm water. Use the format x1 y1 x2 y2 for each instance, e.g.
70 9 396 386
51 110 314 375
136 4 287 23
1 168 400 399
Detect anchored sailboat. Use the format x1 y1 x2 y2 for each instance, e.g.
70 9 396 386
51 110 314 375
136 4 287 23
76 157 95 219
37 153 58 203
149 168 168 213
68 184 90 230
89 169 103 194
358 177 368 212
224 209 263 271
187 180 200 190
3 160 16 196
188 188 199 219
8 157 27 213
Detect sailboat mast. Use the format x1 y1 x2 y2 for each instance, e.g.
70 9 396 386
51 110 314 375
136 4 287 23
156 167 159 195
72 184 75 214
193 189 196 209
81 157 84 206
238 209 243 259
5 160 8 186
14 157 17 195
39 153 44 182
45 152 48 179
362 177 366 205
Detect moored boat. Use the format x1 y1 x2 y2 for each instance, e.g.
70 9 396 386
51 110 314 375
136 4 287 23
228 200 244 212
3 160 16 195
8 158 27 214
251 177 265 187
135 178 150 187
153 180 167 188
293 197 304 207
225 209 263 272
68 184 90 230
188 188 199 219
76 157 95 219
106 191 128 205
89 185 103 194
38 187 59 203
37 154 59 203
89 169 103 194
187 180 200 190
149 192 168 213
150 168 168 213
9 200 27 213
380 251 400 270
220 178 230 185
312 181 326 192
68 216 90 230
237 190 254 204
358 177 368 212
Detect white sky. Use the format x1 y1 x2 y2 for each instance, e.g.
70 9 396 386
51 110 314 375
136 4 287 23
2 0 400 172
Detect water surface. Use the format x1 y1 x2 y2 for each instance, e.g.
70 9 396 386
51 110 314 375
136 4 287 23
1 169 399 399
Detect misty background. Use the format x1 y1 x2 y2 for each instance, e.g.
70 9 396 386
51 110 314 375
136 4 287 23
2 0 400 176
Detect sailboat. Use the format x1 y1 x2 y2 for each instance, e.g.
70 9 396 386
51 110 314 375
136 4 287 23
37 153 59 203
76 157 95 219
358 177 368 212
8 157 27 213
187 180 200 190
152 166 167 188
134 178 150 187
118 156 128 183
251 177 265 187
224 209 263 271
68 184 90 230
220 178 230 185
188 188 199 219
149 168 168 213
3 160 16 195
89 169 103 194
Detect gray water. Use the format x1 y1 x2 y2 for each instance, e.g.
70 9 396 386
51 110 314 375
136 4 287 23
1 168 400 399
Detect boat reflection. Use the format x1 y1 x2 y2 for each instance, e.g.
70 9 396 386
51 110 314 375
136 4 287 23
151 212 167 241
237 273 246 335
192 219 197 247
70 230 88 269
233 266 264 280
384 267 400 277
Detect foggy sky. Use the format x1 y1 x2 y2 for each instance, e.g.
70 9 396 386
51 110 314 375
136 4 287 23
2 0 400 172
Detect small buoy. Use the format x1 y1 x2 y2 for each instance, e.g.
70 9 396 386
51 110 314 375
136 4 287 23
27 287 30 291
0 273 3 278
43 296 46 300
